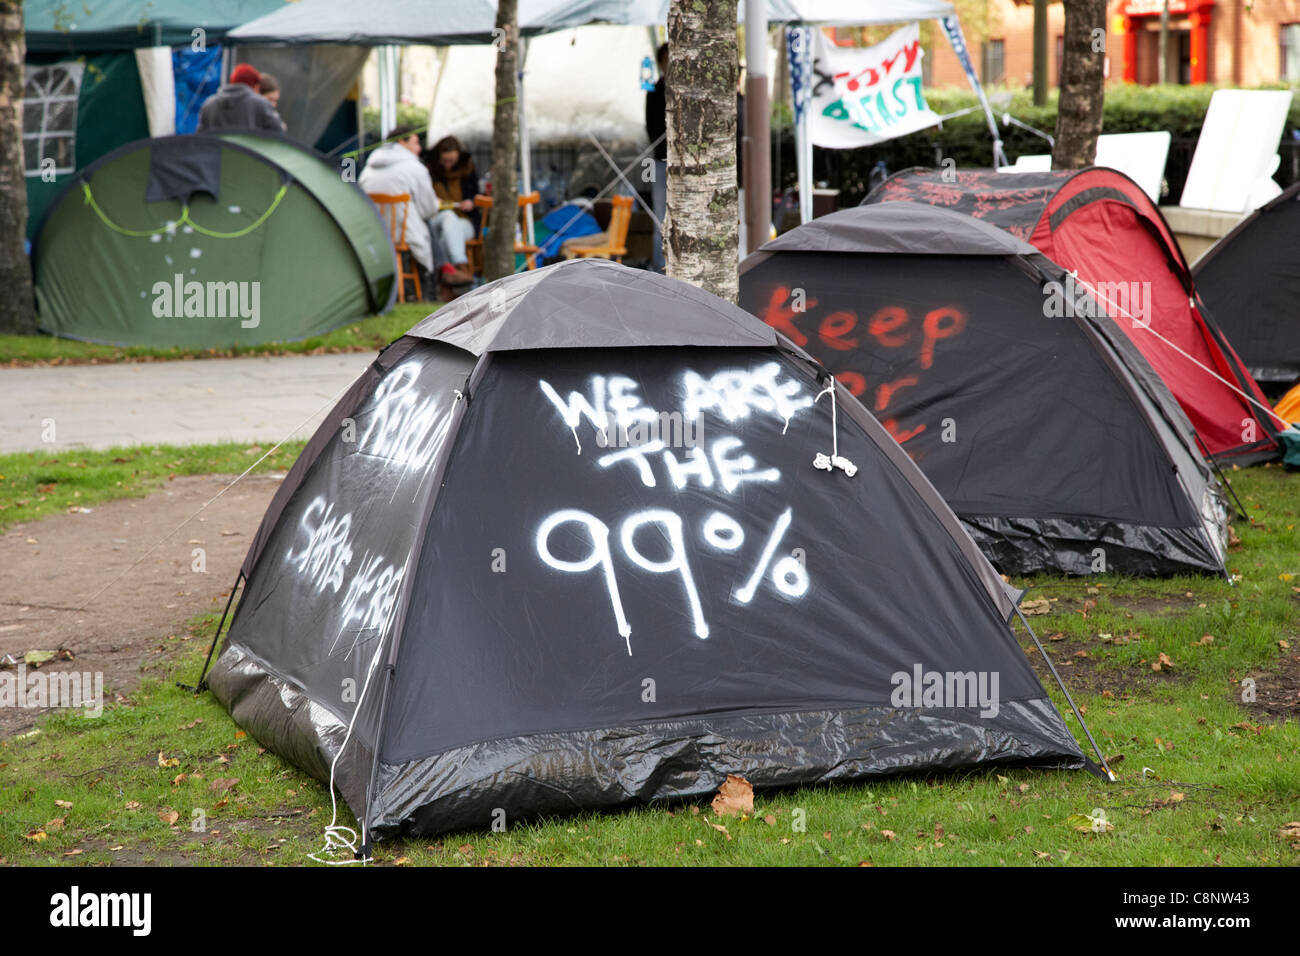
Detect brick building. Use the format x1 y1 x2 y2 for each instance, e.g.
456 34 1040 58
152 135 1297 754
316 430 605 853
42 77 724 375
910 1 1300 88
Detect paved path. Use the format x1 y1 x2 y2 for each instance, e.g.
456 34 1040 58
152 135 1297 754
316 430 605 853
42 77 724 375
0 353 374 453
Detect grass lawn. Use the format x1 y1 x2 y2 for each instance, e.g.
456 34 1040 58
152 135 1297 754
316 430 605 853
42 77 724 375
0 303 432 366
0 442 307 533
0 462 1296 866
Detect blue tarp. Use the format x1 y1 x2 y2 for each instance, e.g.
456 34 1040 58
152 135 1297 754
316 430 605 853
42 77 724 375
173 46 224 135
536 204 602 264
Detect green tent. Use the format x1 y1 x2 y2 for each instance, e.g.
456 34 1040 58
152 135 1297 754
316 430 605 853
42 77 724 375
33 131 396 348
22 0 287 239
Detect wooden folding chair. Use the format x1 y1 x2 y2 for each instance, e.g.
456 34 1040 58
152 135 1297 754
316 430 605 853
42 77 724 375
368 192 421 302
560 195 634 263
466 191 542 278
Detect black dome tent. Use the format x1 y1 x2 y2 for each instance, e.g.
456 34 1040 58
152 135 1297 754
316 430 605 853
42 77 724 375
197 259 1102 847
739 203 1230 578
863 166 1282 465
1194 182 1300 385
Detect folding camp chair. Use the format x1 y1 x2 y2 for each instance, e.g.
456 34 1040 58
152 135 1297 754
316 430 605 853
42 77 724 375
466 192 542 278
368 192 422 303
561 195 634 263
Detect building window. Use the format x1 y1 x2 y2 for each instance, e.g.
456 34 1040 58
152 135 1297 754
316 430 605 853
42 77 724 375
1282 24 1300 82
982 38 1005 85
23 62 83 178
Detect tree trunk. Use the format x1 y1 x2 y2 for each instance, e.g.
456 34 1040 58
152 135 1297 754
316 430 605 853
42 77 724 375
1052 0 1107 170
666 0 739 303
0 0 37 335
484 0 519 282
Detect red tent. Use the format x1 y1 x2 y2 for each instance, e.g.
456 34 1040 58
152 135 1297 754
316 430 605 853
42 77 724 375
864 167 1281 463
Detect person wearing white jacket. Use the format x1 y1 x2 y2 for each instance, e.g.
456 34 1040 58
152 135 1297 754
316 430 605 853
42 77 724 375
360 127 439 292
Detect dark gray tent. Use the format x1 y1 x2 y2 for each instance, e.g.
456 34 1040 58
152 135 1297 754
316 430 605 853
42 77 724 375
202 258 1094 847
739 202 1230 577
1193 182 1300 385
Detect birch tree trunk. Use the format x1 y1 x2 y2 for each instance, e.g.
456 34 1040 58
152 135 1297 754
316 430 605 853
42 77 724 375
666 0 739 303
0 0 36 334
484 0 519 282
1052 0 1107 170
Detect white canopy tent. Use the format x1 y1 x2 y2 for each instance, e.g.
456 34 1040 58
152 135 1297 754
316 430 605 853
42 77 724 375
228 0 1005 246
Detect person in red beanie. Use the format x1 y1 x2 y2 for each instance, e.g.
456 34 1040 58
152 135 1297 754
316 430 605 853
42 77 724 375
198 63 286 133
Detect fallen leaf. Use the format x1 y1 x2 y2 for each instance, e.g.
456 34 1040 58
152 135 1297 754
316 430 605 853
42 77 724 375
25 830 47 842
210 777 240 793
1169 791 1185 803
1067 812 1114 833
157 810 179 825
704 819 732 840
881 829 896 841
763 814 776 826
1020 599 1051 615
710 774 753 817
1193 634 1214 646
23 650 55 666
171 773 187 786
46 816 65 831
157 752 179 768
1151 652 1174 672
124 801 142 810
62 849 83 857
54 800 72 809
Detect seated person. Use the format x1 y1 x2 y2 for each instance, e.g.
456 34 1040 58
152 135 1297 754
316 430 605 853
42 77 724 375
535 194 603 265
425 136 480 289
359 125 439 299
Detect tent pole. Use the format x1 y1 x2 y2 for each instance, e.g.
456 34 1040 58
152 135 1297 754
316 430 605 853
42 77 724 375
743 0 770 253
182 572 244 694
519 37 534 247
1014 606 1116 781
938 15 1008 168
786 27 813 224
1194 432 1249 522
